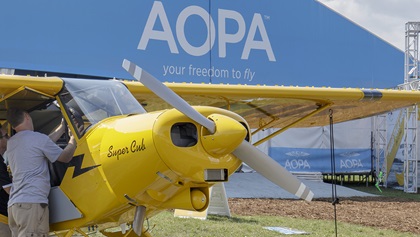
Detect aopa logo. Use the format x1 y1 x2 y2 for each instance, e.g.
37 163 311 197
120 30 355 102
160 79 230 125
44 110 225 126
340 159 364 169
138 1 276 62
284 159 311 170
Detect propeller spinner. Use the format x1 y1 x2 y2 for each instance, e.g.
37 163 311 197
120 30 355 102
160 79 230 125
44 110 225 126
122 59 314 202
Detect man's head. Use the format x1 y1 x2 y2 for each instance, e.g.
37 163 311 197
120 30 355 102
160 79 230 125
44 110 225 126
7 108 33 132
0 123 8 155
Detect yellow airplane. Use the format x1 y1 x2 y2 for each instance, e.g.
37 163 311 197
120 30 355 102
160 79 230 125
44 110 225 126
0 59 419 237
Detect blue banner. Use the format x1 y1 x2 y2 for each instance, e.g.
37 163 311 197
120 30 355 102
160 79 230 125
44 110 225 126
269 147 372 173
0 0 403 88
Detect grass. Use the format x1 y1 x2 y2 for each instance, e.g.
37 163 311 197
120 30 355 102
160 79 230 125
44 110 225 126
349 184 420 200
95 210 419 237
88 183 420 236
323 173 420 200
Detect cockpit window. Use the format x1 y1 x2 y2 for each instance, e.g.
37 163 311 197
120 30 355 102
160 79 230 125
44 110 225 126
60 78 145 134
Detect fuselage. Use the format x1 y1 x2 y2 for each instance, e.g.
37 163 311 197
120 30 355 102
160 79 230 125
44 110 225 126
50 79 248 231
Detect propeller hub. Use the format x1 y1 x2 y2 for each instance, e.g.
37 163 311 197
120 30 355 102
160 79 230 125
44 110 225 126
201 114 247 157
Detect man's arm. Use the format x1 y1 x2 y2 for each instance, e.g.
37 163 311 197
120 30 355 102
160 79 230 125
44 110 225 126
49 119 66 142
56 136 77 163
0 160 11 194
3 185 10 195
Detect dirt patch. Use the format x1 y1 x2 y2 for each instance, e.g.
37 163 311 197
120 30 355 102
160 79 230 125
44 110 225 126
228 197 420 235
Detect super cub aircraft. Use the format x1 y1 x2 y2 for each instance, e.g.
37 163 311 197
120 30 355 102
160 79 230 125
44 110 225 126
0 59 419 236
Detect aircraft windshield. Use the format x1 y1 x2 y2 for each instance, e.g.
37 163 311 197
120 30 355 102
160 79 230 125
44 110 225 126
61 78 145 126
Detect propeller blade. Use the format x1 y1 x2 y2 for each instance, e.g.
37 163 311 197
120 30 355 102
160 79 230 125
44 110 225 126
123 59 215 134
123 59 312 201
233 141 314 201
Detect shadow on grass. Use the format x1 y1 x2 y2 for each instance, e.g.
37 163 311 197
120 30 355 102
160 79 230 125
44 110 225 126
207 214 259 224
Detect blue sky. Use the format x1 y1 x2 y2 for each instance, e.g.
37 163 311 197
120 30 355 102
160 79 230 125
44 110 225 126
318 0 420 50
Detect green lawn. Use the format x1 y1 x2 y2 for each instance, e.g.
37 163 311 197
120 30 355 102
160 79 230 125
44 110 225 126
89 183 420 236
95 209 418 237
347 183 420 201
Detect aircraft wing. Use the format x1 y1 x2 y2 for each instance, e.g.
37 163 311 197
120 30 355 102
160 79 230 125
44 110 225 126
0 74 418 132
0 75 63 119
124 81 420 130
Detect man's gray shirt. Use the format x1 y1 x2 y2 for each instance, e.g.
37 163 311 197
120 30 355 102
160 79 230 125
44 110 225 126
6 130 62 206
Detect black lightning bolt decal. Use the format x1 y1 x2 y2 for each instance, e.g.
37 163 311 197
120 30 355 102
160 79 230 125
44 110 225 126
68 154 101 178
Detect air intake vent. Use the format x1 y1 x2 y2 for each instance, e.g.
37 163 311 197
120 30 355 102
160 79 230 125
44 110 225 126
171 123 197 147
204 169 228 182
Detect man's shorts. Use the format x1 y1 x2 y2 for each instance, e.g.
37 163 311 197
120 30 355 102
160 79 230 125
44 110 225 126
8 203 49 237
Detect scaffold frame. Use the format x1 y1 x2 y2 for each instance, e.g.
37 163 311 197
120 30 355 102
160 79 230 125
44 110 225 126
397 22 420 193
403 106 418 193
372 114 387 187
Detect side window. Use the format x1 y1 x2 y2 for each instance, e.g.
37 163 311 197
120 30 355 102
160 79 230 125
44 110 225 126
58 78 146 136
58 89 90 138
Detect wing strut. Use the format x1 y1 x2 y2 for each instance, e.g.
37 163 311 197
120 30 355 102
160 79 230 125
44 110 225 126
252 103 332 146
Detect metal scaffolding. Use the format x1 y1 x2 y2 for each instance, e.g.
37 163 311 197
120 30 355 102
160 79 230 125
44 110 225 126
374 22 420 193
404 22 420 88
398 22 420 193
372 114 387 187
403 106 418 193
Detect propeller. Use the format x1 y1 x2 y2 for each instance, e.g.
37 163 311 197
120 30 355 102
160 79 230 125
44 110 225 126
233 141 313 201
122 59 215 134
122 59 314 201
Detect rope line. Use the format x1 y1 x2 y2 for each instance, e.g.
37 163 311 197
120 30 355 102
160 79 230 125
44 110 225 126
329 109 339 237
